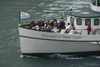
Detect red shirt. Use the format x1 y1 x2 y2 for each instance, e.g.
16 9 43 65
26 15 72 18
87 25 91 31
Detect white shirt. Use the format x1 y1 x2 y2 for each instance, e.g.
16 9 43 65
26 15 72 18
35 25 39 30
57 20 60 24
68 30 76 34
44 24 46 28
65 25 69 28
66 25 72 30
60 29 66 34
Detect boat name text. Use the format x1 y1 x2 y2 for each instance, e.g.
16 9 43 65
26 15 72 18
42 34 81 39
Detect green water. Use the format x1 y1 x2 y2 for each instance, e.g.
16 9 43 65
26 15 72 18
0 0 100 67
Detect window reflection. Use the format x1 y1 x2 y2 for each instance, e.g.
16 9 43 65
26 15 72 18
76 18 82 25
94 19 99 26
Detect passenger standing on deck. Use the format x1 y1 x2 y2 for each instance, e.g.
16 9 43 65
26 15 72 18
87 22 91 35
59 19 65 29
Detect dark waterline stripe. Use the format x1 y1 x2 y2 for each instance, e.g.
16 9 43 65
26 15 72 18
19 35 100 42
22 51 100 56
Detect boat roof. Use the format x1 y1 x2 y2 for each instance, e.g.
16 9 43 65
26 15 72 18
65 7 100 18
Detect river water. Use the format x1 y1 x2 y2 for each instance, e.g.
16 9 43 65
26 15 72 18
0 0 100 67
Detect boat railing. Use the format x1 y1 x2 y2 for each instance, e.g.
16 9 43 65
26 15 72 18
20 24 100 35
20 25 99 30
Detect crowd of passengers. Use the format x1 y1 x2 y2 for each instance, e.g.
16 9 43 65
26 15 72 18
22 18 76 34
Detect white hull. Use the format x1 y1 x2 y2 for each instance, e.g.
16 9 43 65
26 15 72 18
19 27 100 55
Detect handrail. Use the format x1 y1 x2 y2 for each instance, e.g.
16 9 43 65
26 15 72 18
20 25 100 31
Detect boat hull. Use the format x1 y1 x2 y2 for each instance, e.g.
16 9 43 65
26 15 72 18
19 27 100 56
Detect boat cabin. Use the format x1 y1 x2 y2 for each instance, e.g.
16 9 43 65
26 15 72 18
65 0 100 33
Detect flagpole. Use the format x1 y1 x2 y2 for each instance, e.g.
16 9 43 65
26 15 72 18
19 11 21 24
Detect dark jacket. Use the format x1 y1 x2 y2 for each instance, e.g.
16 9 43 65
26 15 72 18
59 21 65 28
50 22 54 28
41 22 44 27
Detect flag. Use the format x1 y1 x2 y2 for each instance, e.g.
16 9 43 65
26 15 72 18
20 12 30 18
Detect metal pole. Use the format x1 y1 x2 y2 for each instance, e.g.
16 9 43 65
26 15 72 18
19 11 21 24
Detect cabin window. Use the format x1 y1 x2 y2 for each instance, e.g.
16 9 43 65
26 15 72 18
94 19 99 26
85 19 91 26
70 17 74 23
93 0 96 5
97 0 100 6
76 18 82 25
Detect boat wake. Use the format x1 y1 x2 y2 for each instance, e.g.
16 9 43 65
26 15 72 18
20 55 39 58
90 55 100 59
46 54 84 59
95 56 100 58
20 51 100 59
20 54 100 60
20 54 85 59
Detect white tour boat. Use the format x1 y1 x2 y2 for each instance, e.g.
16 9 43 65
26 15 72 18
19 0 100 56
